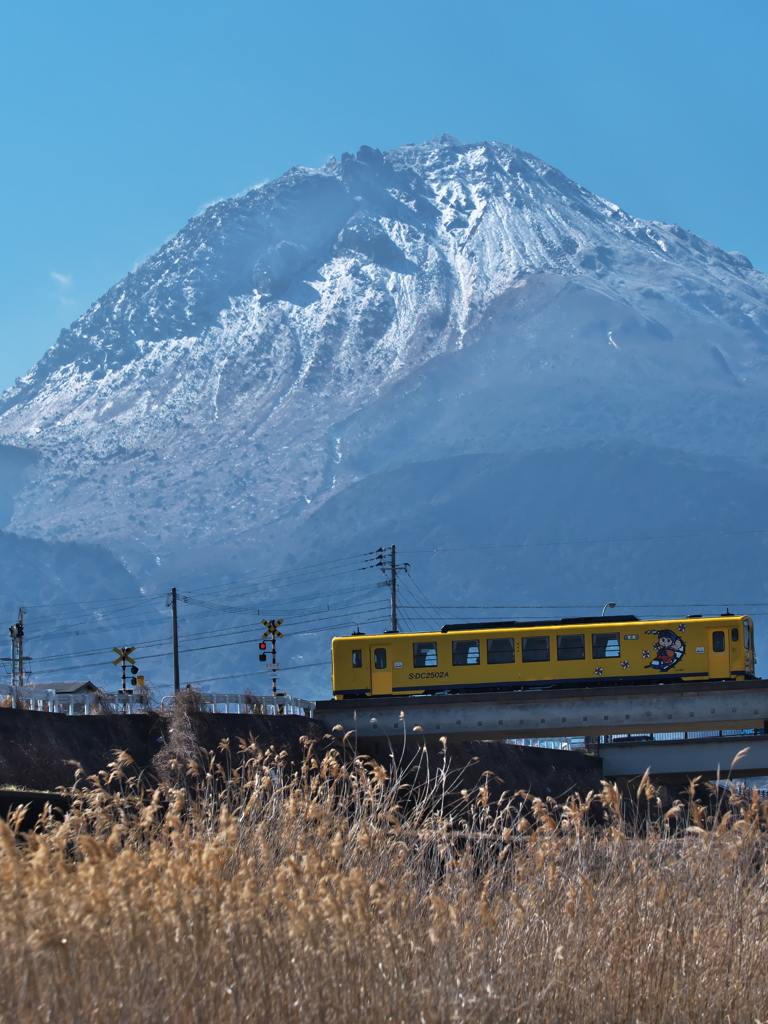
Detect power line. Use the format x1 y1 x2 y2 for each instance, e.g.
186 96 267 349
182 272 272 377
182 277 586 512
19 551 380 636
23 607 391 678
402 527 768 555
27 599 390 666
180 550 378 597
178 579 378 616
182 661 330 687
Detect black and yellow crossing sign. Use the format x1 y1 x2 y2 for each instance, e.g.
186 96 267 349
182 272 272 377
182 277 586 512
112 646 136 666
261 619 284 639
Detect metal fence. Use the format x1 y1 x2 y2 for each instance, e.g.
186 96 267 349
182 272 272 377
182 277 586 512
600 729 761 743
509 730 765 752
0 684 315 718
0 684 131 715
159 693 315 716
509 737 580 751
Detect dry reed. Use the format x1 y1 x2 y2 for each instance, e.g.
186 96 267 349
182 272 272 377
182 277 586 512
0 737 767 1024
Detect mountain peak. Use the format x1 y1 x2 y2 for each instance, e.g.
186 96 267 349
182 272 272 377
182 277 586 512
1 138 767 563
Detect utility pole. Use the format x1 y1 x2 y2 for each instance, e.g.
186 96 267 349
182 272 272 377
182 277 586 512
375 546 410 632
9 628 17 689
16 609 25 687
390 545 397 633
171 587 180 693
261 619 284 704
8 609 27 703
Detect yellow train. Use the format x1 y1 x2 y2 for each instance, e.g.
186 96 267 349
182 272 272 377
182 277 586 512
331 614 756 699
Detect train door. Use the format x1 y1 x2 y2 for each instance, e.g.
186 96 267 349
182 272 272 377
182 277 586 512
370 644 392 696
744 619 755 677
707 628 730 680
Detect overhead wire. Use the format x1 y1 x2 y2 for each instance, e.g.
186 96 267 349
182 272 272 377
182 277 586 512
21 550 381 641
24 589 390 665
26 563 386 655
182 662 331 687
401 526 768 555
28 601 390 665
180 550 380 597
178 579 380 616
23 598 391 675
398 575 442 628
25 611 389 679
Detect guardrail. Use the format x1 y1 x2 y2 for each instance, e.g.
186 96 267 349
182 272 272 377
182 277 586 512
0 684 315 718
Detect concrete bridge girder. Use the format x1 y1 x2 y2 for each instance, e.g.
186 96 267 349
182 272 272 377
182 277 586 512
315 680 768 743
600 734 768 781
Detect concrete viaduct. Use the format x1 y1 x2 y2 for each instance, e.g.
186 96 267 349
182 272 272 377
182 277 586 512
314 679 768 781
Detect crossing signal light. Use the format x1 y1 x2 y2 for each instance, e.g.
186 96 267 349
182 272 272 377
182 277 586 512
259 641 267 662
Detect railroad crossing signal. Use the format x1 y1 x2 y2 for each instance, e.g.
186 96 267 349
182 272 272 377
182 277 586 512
260 620 284 703
112 646 136 666
113 646 138 696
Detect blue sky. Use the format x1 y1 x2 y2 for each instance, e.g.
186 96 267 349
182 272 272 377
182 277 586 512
2 0 767 393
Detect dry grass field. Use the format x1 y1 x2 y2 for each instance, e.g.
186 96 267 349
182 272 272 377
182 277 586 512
1 734 767 1024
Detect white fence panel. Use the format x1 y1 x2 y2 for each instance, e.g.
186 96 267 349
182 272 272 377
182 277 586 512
0 685 316 716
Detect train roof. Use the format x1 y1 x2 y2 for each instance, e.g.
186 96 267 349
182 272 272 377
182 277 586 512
440 613 744 632
336 612 745 639
440 615 638 632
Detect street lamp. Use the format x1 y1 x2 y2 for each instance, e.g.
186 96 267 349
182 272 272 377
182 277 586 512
601 602 616 617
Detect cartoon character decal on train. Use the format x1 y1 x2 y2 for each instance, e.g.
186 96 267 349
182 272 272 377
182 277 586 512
645 628 686 672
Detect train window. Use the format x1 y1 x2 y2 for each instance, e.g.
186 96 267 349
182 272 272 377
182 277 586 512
712 631 725 653
373 648 387 670
487 638 515 664
732 628 739 643
745 623 752 649
592 633 620 659
352 649 363 669
413 642 438 668
522 636 550 662
453 640 480 666
557 634 585 660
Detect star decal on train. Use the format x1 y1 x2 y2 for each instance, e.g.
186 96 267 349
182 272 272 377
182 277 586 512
594 666 603 675
641 650 651 659
677 623 687 632
620 660 630 669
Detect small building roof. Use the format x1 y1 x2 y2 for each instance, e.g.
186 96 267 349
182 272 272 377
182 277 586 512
26 681 99 694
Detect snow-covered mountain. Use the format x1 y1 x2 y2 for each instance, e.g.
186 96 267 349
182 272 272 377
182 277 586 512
2 136 768 693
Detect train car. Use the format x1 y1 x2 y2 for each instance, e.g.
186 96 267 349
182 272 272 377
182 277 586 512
331 614 756 699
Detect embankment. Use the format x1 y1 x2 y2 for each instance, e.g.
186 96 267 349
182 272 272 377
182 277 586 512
0 708 601 798
0 708 323 790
